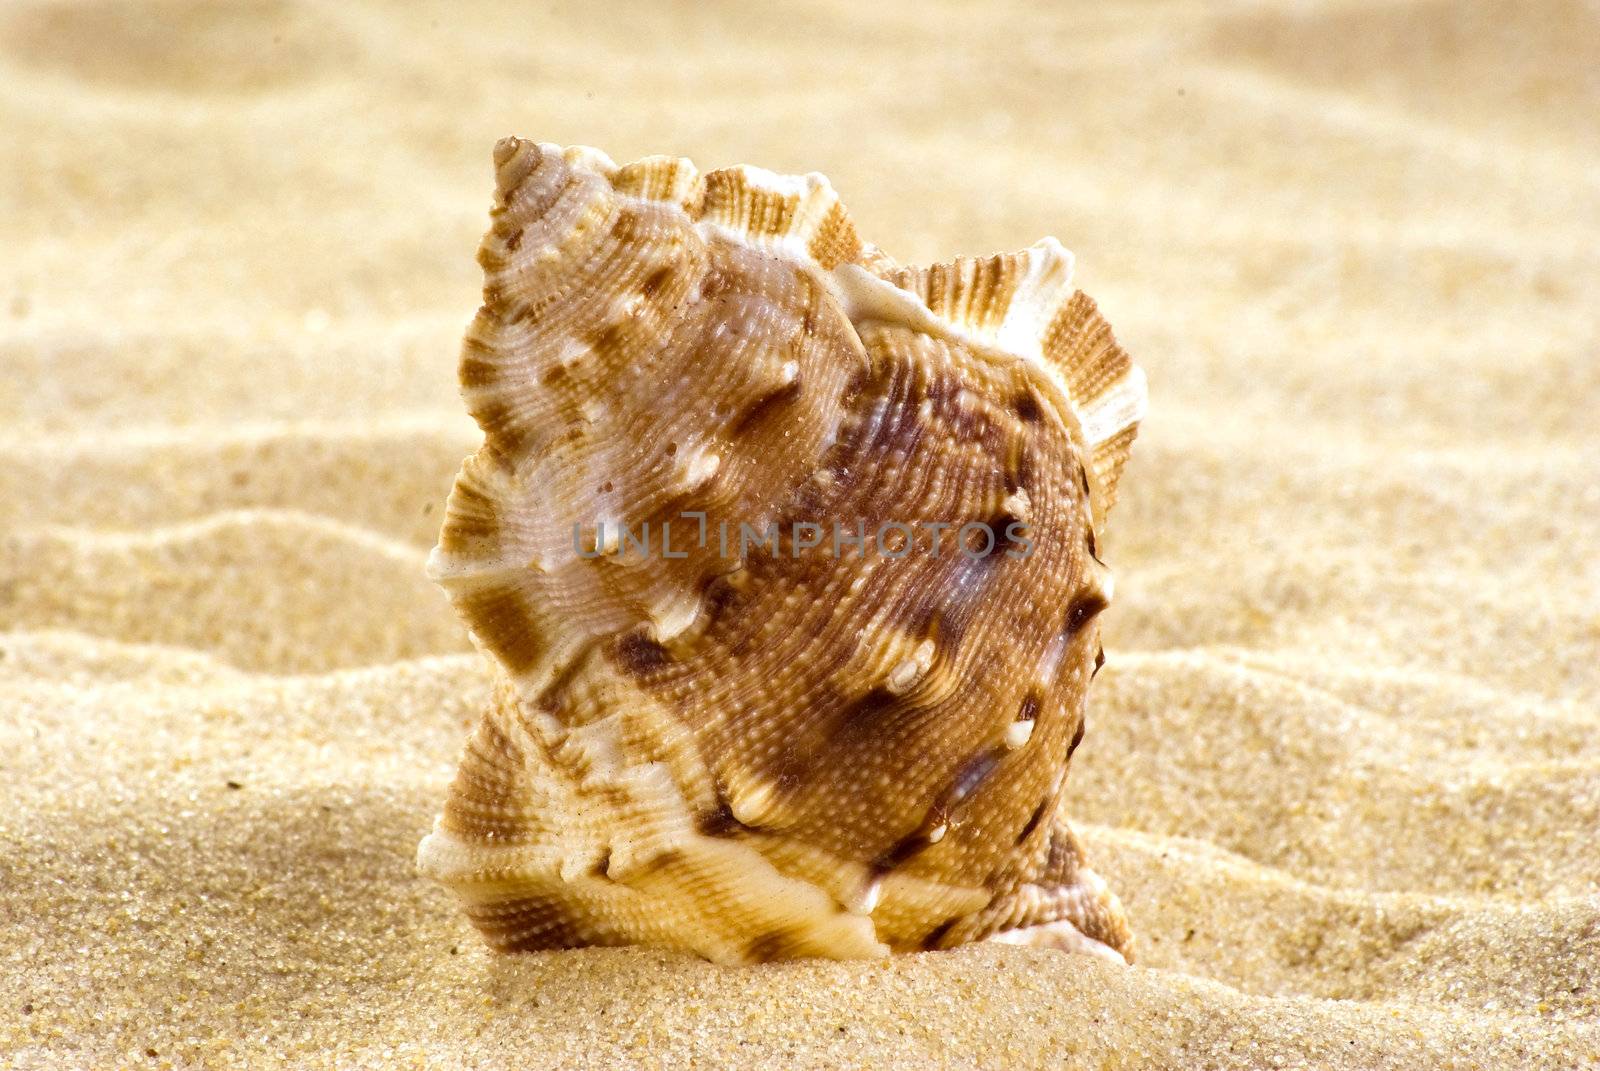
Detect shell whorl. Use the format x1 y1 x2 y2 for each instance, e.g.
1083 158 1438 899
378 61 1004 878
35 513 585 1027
419 139 1144 964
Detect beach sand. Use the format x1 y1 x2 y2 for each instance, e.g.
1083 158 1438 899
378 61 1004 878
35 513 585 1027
3 1 1597 1067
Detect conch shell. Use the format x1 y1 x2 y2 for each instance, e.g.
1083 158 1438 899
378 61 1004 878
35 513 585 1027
417 138 1146 965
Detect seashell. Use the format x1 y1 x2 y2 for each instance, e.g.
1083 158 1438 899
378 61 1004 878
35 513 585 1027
416 138 1146 965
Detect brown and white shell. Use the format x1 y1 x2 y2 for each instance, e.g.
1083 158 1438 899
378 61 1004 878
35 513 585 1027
416 138 1146 965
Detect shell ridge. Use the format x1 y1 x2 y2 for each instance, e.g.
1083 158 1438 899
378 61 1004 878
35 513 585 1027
827 261 1113 515
1042 291 1147 516
876 241 1145 522
418 685 889 963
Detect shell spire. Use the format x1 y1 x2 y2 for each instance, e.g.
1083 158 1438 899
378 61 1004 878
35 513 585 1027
419 139 1144 965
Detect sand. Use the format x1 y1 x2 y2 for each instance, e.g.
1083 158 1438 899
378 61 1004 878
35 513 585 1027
3 0 1597 1067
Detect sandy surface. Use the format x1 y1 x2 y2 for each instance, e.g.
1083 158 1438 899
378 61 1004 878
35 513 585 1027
4 1 1599 1067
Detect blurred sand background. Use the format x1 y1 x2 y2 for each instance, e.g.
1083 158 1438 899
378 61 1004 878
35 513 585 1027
3 0 1598 1067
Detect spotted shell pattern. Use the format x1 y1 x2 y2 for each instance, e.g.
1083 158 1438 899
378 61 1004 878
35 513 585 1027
416 138 1146 965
